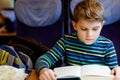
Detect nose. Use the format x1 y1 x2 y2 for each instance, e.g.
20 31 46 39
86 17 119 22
87 30 93 37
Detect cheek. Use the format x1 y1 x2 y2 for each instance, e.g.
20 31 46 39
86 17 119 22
77 30 83 35
96 29 102 35
77 31 85 38
93 31 101 39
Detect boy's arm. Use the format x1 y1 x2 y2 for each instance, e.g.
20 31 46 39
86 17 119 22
35 37 66 74
104 42 118 69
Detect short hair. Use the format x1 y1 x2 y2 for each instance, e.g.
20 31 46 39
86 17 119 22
73 0 104 22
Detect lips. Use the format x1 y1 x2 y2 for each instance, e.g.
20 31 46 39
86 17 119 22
85 39 95 43
86 39 93 40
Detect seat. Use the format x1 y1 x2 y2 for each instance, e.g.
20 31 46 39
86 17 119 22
14 0 64 48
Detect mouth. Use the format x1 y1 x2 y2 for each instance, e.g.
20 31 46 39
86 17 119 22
85 39 95 42
86 39 93 40
84 39 95 45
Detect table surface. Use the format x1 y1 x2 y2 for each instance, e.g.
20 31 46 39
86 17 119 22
0 32 16 36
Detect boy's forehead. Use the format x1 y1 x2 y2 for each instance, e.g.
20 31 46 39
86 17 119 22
78 19 98 23
77 19 102 27
78 18 103 23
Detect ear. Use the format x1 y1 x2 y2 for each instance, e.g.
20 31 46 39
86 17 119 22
72 21 77 31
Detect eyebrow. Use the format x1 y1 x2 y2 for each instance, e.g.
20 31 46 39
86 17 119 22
79 26 100 28
94 26 100 28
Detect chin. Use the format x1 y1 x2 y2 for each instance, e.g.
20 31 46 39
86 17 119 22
84 42 94 45
85 43 93 45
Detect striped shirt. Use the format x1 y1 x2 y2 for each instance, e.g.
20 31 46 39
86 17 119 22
35 33 118 73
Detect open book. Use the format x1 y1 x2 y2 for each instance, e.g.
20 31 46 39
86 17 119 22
54 65 114 80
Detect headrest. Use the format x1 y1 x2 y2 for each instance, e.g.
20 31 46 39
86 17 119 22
14 0 62 27
70 0 120 25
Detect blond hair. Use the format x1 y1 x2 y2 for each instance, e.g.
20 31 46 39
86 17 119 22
73 0 104 22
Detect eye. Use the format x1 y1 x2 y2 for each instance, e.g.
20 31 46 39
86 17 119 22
81 28 87 31
93 27 99 31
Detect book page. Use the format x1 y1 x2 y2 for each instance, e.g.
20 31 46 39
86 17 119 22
54 66 81 79
81 65 113 77
81 75 114 80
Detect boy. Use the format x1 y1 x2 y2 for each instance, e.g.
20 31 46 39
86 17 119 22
35 0 120 80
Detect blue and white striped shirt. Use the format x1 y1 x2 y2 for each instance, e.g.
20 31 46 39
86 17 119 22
35 33 118 73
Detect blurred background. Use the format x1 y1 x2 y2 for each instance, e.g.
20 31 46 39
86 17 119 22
0 0 120 65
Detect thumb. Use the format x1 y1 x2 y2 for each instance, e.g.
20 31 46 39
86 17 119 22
54 72 57 77
111 69 115 75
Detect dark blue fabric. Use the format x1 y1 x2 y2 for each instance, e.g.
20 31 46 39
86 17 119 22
0 46 19 68
0 46 18 57
0 45 33 69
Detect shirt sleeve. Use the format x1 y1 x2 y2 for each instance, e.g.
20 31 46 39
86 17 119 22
35 37 66 73
104 42 118 69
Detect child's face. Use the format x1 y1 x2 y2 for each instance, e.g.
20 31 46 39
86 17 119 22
72 19 104 45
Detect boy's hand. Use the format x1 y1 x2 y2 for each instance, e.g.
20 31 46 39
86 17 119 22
39 68 57 80
111 66 120 80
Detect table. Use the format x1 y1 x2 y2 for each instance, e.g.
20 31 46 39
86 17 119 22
0 32 16 45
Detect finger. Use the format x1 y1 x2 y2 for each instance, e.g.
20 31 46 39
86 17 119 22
115 68 120 76
39 72 50 80
54 72 57 77
114 76 120 80
111 69 115 75
48 70 57 80
39 68 50 80
39 74 46 80
112 67 120 80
